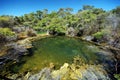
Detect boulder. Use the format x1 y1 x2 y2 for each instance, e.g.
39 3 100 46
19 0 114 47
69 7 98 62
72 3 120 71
83 36 94 41
0 43 28 71
26 63 110 80
66 27 77 37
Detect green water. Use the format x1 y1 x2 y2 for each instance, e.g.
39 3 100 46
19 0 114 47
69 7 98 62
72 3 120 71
12 36 99 73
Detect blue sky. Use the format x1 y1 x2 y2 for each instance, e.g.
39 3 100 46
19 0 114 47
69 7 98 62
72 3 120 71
0 0 120 16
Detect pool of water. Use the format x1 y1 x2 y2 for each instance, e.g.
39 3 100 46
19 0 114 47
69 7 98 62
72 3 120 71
11 36 99 73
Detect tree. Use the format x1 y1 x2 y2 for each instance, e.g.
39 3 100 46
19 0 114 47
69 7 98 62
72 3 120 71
58 8 66 18
42 9 48 18
83 5 94 10
0 16 14 28
36 10 43 20
23 14 29 22
28 12 35 21
65 8 73 15
14 16 21 25
112 6 120 16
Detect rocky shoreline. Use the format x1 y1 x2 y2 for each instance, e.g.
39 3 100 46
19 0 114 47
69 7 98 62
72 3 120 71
0 34 120 80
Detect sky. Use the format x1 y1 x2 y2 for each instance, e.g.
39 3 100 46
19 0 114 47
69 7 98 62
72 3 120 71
0 0 120 16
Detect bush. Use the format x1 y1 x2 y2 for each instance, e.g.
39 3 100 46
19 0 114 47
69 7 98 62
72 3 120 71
92 29 111 43
0 28 16 42
0 16 14 28
92 30 108 39
93 31 104 39
0 28 15 37
114 74 120 80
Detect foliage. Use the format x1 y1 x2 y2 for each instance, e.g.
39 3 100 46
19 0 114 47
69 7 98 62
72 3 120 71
0 5 120 79
0 5 120 44
0 16 14 28
0 28 16 42
93 31 104 39
114 74 120 80
92 30 107 39
0 28 15 36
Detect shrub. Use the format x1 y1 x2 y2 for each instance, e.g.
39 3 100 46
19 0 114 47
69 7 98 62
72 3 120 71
114 74 120 80
0 28 15 36
0 16 14 28
92 30 108 39
0 28 16 42
93 31 104 39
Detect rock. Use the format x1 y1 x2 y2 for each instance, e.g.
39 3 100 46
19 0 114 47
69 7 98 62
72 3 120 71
27 29 37 37
84 36 94 41
6 35 17 42
28 63 69 80
28 68 52 80
7 74 19 80
2 43 28 60
27 62 110 80
17 38 32 49
66 27 77 37
17 32 28 40
48 30 57 35
51 63 69 79
0 43 28 73
23 72 31 80
49 62 55 69
12 26 26 33
114 37 120 48
69 66 82 79
81 66 110 80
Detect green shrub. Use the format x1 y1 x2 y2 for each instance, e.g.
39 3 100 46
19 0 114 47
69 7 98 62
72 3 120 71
0 28 15 37
114 74 120 80
92 30 107 39
93 31 104 39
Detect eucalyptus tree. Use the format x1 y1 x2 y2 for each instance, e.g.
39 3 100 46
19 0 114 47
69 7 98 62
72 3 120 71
23 14 29 22
57 8 66 18
83 5 94 10
65 8 73 15
14 16 21 25
112 6 120 16
36 10 43 20
42 9 48 18
28 12 35 21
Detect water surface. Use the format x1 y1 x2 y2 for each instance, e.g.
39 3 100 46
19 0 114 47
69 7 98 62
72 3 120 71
12 36 99 73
